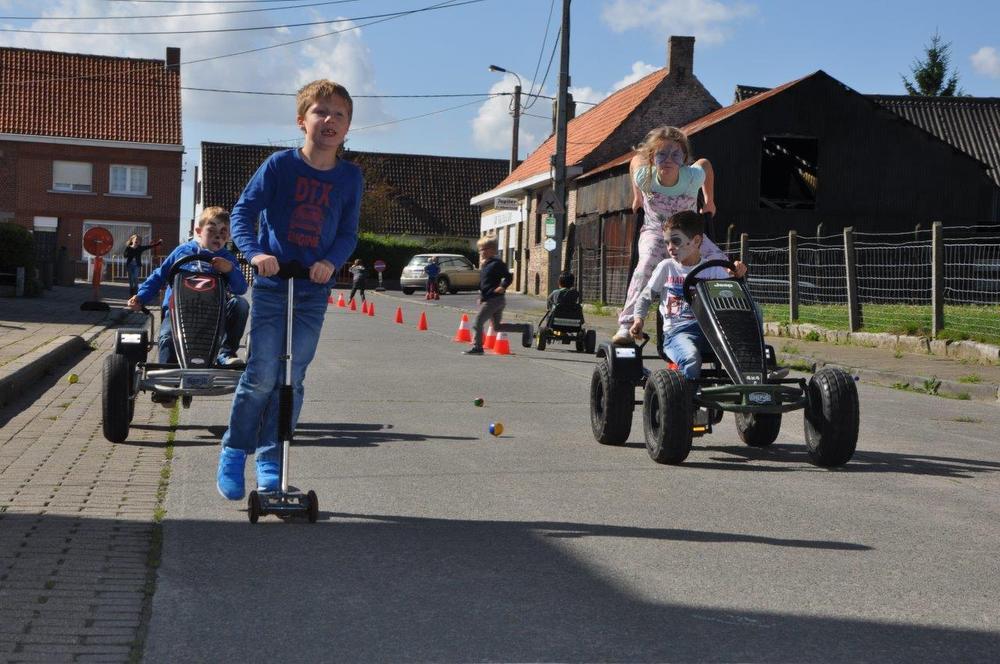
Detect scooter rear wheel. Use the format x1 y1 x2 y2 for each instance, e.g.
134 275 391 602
248 491 261 524
306 490 319 523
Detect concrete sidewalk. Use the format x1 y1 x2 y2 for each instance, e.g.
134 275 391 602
0 281 135 408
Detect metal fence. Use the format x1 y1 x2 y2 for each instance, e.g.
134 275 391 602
580 223 1000 342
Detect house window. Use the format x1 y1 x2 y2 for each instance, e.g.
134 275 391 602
52 161 93 193
534 193 542 244
110 165 148 195
759 136 818 210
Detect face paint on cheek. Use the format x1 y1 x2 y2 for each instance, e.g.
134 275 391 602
668 231 697 262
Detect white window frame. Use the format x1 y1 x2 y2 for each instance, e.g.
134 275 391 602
109 164 148 196
52 160 93 193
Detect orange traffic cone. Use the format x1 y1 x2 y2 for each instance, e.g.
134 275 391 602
395 306 404 324
453 314 472 343
336 293 346 308
492 330 511 355
483 323 496 350
368 301 375 317
417 311 429 331
361 301 369 315
349 298 357 311
328 293 335 305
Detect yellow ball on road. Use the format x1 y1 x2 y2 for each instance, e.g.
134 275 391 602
67 373 79 384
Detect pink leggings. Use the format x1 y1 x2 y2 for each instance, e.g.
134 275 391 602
618 228 667 326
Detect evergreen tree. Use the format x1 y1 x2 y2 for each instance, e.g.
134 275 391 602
902 32 963 96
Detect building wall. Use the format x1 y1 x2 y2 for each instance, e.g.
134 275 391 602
10 141 182 260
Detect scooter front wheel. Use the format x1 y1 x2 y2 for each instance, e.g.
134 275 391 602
248 491 262 524
306 490 319 523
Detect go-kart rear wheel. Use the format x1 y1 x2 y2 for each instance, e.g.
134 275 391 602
102 354 132 444
643 369 693 464
735 413 782 447
590 358 633 445
804 367 859 466
248 490 261 524
584 329 597 354
307 490 319 523
575 336 585 353
536 327 548 351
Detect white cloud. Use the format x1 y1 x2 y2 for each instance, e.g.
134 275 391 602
472 75 544 155
971 46 1000 79
612 61 659 91
2 1 385 131
601 0 755 44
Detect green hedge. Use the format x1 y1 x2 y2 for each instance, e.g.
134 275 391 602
0 223 36 271
349 233 476 280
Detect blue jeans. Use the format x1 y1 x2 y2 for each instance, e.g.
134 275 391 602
221 284 329 463
127 263 140 295
158 295 250 364
663 319 713 380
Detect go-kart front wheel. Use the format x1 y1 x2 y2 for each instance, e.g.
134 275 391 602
590 358 633 445
804 367 859 466
584 329 597 355
735 412 782 447
643 369 693 464
536 327 548 351
102 354 132 444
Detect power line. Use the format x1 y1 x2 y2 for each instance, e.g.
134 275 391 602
0 0 361 21
2 0 484 86
99 1 311 4
0 3 477 36
183 86 503 99
523 0 555 112
525 25 560 112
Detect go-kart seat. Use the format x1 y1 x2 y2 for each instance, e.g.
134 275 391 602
543 288 584 332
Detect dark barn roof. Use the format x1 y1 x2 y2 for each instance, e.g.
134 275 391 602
200 142 508 238
734 85 1000 186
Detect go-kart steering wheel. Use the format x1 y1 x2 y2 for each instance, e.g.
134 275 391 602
682 258 741 304
166 253 221 283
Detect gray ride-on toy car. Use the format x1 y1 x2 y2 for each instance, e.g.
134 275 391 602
101 253 244 443
535 296 597 354
589 258 859 466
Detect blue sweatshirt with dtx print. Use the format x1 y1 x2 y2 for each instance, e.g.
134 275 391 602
230 149 363 292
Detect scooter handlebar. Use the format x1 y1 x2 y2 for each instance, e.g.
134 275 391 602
252 261 312 280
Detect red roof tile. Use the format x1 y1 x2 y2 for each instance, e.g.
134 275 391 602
495 67 669 188
0 47 181 145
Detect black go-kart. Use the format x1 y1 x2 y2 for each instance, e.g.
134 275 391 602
101 253 244 443
589 259 859 466
535 296 597 354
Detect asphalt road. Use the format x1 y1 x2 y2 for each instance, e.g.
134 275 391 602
143 294 1000 663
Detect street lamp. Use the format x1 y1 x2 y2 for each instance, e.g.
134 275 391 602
488 64 522 174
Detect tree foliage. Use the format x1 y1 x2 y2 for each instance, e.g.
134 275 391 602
902 32 963 97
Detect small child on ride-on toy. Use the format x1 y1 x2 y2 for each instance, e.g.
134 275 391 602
629 210 747 379
127 207 249 407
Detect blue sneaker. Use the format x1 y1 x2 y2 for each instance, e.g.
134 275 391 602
256 459 281 492
216 447 247 500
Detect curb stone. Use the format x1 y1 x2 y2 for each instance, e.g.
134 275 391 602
0 308 130 409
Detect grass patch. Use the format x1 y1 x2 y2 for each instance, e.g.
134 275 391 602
953 416 982 423
587 301 612 317
893 350 903 359
762 303 1000 346
59 402 71 409
958 374 982 384
781 343 799 354
803 330 821 342
784 359 814 372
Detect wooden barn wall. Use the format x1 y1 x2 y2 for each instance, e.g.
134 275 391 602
575 74 998 252
689 74 997 240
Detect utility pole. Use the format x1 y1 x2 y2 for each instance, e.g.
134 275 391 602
510 83 521 174
548 0 571 293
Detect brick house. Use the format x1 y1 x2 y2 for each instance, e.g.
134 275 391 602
0 46 183 279
196 141 508 242
470 36 721 295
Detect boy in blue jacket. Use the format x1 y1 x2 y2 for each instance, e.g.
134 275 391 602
217 79 363 500
127 207 249 407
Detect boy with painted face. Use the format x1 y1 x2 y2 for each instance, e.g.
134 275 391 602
630 210 747 380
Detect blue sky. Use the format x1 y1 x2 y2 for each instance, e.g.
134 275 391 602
1 0 998 225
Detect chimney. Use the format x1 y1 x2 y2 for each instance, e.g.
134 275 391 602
165 47 180 73
551 93 577 135
668 36 695 81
